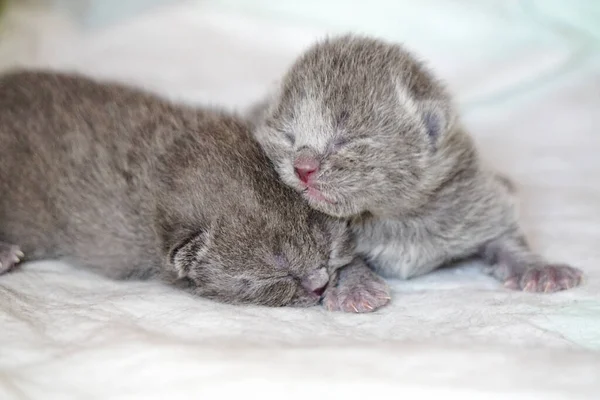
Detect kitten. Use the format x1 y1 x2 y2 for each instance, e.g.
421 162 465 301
251 35 583 308
0 70 379 309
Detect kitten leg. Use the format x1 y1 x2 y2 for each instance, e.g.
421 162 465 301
482 232 583 292
323 257 390 313
0 241 25 274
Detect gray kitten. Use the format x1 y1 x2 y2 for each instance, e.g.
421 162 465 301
0 70 375 309
251 35 583 310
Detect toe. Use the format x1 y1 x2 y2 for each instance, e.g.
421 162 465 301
512 264 583 293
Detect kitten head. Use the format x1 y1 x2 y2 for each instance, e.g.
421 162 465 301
254 35 456 218
155 111 355 308
159 194 354 308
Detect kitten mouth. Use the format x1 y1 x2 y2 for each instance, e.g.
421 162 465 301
303 186 337 204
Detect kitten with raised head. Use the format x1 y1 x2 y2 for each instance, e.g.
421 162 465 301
0 70 381 309
251 35 583 310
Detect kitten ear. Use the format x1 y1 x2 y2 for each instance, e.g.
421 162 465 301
419 100 451 144
396 83 453 146
169 225 214 280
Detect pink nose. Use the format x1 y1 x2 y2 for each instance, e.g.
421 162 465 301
294 156 320 183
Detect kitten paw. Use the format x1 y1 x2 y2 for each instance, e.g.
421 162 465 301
323 272 390 313
503 264 583 293
0 243 24 274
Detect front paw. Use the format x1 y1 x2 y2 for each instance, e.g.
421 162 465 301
503 264 583 293
323 271 391 313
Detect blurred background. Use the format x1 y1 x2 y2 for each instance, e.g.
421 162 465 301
1 0 599 112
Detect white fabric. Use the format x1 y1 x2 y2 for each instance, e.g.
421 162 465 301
1 1 599 398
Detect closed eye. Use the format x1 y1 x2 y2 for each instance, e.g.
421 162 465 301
335 137 375 150
331 137 351 151
272 254 298 279
277 129 294 144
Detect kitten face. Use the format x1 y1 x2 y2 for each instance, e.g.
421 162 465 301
254 35 453 218
170 210 354 307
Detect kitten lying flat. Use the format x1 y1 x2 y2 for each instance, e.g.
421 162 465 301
0 70 379 309
251 35 583 311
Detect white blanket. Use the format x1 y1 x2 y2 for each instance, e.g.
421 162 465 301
1 1 599 398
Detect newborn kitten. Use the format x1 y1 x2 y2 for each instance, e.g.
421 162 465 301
251 35 583 308
0 70 367 308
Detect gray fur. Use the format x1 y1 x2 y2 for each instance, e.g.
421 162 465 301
0 70 362 308
251 34 583 293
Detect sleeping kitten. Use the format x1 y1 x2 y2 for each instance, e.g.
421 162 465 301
0 70 378 309
251 35 583 310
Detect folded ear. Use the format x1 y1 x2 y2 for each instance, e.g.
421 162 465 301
395 82 454 148
419 99 453 146
168 226 214 280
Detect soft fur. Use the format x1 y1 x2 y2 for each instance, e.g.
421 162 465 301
0 70 375 309
251 35 583 298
